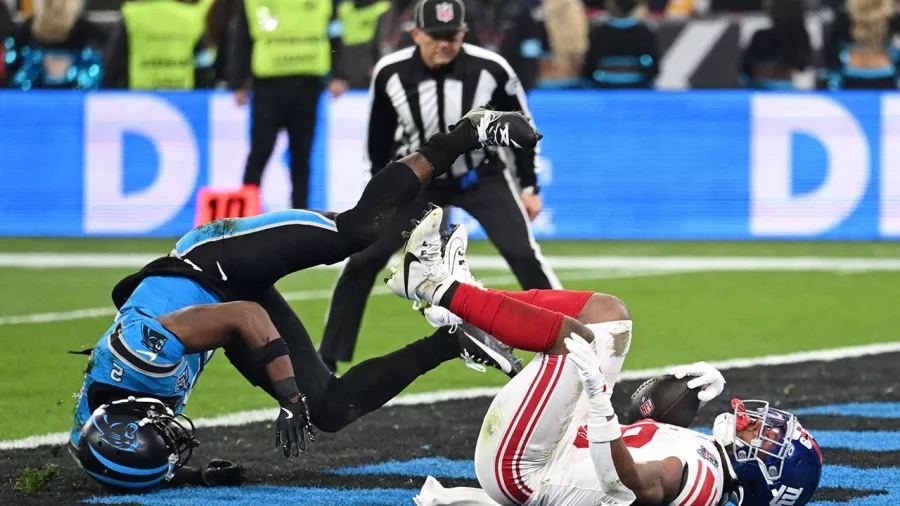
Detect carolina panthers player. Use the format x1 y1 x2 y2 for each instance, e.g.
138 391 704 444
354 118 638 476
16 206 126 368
69 107 540 491
387 209 824 506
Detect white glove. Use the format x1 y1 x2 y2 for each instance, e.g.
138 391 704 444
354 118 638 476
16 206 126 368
564 333 613 417
668 361 725 406
566 333 622 444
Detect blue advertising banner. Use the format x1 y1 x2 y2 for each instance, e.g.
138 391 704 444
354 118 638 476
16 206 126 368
1 90 898 239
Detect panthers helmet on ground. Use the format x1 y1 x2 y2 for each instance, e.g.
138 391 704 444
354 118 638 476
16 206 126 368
72 397 197 490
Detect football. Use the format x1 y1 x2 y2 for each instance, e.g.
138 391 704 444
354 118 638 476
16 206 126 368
625 374 701 428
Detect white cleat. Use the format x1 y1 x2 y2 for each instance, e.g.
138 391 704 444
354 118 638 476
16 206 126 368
386 206 452 303
415 224 480 327
442 224 481 287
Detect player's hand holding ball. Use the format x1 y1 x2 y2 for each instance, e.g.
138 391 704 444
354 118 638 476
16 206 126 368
276 394 317 457
667 361 726 406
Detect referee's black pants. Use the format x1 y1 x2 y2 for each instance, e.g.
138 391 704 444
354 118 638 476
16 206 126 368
242 76 323 209
319 171 563 364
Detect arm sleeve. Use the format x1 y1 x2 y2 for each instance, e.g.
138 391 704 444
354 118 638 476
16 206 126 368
365 65 398 175
328 0 346 80
490 61 538 190
228 0 253 89
104 21 130 89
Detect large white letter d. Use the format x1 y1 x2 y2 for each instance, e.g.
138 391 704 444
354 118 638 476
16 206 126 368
750 95 869 236
84 94 199 234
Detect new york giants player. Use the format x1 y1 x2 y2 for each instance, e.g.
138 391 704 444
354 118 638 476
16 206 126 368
387 207 823 506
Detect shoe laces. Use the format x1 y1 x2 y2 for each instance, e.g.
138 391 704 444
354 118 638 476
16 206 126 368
475 111 500 144
420 237 447 279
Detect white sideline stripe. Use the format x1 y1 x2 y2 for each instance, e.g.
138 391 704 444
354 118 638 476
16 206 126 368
0 268 671 326
3 340 899 451
6 253 900 271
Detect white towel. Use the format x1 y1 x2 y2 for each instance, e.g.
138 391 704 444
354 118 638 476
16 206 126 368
413 476 503 506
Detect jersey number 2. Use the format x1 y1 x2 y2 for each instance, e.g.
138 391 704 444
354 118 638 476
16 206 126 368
110 363 124 383
621 421 660 449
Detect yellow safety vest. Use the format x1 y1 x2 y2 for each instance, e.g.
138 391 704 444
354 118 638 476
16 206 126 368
338 0 390 46
245 0 332 77
121 0 207 90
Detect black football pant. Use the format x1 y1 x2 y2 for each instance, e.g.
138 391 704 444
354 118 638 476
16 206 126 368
242 76 322 209
176 161 460 432
319 171 562 363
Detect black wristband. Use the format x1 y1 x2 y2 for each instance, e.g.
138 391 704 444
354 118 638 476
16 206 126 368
251 338 290 369
273 377 301 405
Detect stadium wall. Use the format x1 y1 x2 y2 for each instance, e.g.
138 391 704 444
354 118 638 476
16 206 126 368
1 90 899 240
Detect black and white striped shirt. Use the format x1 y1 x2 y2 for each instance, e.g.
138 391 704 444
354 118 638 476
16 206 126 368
365 43 539 191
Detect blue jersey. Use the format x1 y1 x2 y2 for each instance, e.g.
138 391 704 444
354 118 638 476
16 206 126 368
70 276 221 447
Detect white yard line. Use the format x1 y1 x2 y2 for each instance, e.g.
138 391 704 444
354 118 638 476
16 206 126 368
4 253 900 326
0 268 672 327
2 340 898 450
4 253 900 271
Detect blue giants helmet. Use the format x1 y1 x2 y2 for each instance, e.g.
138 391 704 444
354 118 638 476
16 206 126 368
72 397 198 490
714 399 823 506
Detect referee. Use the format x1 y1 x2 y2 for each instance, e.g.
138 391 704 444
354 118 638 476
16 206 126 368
319 0 561 371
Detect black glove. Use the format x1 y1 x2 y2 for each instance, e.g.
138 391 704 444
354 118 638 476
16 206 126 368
275 395 316 457
201 459 247 487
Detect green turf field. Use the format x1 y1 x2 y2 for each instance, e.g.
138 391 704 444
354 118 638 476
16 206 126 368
2 239 899 441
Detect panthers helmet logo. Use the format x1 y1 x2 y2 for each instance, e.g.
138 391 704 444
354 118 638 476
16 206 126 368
93 414 146 453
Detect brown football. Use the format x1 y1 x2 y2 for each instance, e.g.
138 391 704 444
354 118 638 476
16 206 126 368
625 374 701 428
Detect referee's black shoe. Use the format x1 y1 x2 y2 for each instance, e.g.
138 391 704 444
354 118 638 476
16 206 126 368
455 107 543 150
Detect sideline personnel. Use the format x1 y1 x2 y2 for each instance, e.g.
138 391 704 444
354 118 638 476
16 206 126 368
106 0 214 90
230 0 350 209
319 0 561 372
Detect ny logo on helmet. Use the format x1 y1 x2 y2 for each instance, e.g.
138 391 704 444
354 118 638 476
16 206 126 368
770 485 803 506
435 2 454 22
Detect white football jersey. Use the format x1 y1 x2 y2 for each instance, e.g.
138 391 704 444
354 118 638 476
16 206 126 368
525 419 727 506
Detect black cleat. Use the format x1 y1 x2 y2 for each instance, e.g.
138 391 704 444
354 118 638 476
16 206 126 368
454 323 523 378
455 107 543 149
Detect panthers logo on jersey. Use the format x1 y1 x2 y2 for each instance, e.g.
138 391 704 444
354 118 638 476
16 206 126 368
141 325 168 354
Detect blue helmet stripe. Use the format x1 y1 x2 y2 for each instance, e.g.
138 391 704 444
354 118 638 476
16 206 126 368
85 469 167 488
89 444 171 476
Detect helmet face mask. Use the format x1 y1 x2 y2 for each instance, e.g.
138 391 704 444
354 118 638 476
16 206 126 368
717 399 823 506
730 399 797 481
74 397 198 490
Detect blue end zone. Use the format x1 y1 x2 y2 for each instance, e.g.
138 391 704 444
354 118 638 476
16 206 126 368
811 467 900 506
330 457 476 479
692 428 900 451
83 486 419 506
83 403 900 505
81 460 900 506
796 402 900 419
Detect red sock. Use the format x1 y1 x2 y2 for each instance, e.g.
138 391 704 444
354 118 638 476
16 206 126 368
447 284 564 352
488 289 594 318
